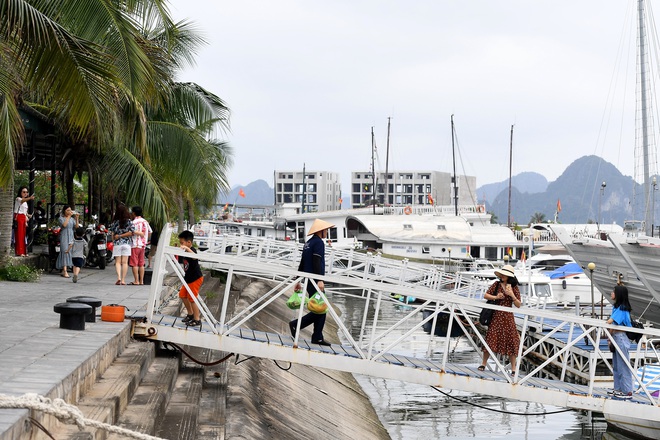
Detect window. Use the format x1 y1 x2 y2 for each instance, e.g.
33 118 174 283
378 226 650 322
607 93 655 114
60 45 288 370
244 228 252 235
353 183 361 192
403 224 413 230
257 229 265 237
283 183 293 192
422 246 430 254
437 225 446 231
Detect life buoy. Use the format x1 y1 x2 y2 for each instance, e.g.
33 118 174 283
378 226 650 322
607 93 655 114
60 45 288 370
404 206 412 215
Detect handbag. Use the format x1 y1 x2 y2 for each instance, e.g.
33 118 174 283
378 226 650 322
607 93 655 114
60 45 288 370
12 200 19 230
627 320 644 342
479 300 497 326
307 292 328 314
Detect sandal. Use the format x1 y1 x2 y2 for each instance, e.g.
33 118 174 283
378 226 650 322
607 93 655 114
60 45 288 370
115 280 122 285
477 365 486 371
187 319 201 327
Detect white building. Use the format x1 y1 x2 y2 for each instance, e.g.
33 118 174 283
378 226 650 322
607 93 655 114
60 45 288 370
274 170 342 213
351 170 477 208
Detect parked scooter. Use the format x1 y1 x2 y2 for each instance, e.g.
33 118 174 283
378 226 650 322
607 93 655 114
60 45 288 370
84 219 109 269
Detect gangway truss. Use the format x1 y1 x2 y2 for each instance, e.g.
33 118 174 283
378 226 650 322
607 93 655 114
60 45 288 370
131 226 660 424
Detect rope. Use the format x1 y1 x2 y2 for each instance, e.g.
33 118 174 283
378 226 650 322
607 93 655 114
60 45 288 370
0 394 166 440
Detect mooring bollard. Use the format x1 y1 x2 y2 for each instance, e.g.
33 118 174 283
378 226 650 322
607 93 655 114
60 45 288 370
66 296 103 323
53 303 93 330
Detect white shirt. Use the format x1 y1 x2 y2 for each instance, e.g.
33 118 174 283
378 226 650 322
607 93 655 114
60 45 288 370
14 197 28 215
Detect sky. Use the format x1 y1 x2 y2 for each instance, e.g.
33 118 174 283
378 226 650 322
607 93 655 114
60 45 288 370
168 0 649 192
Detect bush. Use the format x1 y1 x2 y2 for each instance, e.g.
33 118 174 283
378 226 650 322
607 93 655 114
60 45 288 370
0 263 42 282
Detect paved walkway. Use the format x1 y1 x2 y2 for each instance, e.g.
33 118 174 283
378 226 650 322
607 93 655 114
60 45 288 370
0 264 154 439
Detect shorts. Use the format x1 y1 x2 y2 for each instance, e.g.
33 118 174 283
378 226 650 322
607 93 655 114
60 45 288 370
129 247 145 267
178 277 204 301
72 257 84 268
112 243 132 257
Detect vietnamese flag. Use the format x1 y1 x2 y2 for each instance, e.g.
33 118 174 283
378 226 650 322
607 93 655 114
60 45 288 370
557 199 562 212
427 193 434 205
239 188 246 198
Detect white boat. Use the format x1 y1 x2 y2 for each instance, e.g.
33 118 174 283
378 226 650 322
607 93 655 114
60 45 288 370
516 253 598 306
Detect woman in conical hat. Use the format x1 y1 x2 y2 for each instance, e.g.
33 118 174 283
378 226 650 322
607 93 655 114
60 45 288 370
289 219 334 346
478 264 522 373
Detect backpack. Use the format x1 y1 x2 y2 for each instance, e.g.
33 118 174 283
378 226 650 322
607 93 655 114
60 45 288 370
627 320 644 343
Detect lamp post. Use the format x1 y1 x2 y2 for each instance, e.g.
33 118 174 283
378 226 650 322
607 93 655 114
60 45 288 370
598 181 606 229
588 262 596 318
447 247 452 271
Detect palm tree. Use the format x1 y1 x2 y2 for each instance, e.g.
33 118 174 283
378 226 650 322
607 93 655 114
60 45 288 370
529 212 547 224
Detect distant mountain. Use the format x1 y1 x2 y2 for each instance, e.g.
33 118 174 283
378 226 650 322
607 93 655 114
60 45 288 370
477 172 548 206
488 155 647 226
219 179 274 205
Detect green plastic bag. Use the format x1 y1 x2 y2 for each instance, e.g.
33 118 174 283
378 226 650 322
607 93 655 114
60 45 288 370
286 290 307 310
307 292 328 314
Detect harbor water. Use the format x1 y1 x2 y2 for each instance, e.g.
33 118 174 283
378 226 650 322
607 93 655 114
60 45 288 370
333 294 637 440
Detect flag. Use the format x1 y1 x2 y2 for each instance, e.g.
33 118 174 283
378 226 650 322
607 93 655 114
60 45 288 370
239 188 246 198
521 250 526 262
223 203 229 211
427 193 434 205
557 199 562 213
364 184 369 191
338 198 343 205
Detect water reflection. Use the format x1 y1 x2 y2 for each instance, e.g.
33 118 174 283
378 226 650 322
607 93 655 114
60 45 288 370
331 293 632 440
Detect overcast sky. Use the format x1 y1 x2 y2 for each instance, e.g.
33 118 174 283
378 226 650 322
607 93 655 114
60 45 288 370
169 0 649 193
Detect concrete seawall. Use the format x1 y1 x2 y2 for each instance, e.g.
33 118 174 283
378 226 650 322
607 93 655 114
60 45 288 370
219 278 390 440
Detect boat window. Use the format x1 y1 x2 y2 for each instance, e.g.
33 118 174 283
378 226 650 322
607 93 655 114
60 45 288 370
422 246 430 254
244 228 252 235
535 284 552 298
403 224 413 230
519 283 529 297
437 224 446 231
257 229 265 237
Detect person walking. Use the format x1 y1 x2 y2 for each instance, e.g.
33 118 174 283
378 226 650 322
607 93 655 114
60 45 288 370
607 285 634 399
109 205 134 285
14 187 35 256
289 219 334 346
70 227 87 283
478 264 522 373
129 206 151 285
56 205 79 277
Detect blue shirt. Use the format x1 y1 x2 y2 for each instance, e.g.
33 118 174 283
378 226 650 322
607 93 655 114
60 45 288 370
610 306 632 327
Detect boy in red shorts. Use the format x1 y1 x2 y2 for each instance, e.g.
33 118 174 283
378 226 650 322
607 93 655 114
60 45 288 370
177 230 204 326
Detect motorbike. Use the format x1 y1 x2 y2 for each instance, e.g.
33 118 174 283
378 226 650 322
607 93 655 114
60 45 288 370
84 219 112 269
47 226 61 272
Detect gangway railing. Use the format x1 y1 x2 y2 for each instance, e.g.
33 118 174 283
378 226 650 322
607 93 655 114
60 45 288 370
136 226 660 422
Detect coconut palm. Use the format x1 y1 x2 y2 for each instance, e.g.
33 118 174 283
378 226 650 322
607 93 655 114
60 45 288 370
529 212 547 224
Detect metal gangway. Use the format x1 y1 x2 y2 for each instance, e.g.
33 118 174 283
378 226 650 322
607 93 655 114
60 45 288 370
132 226 660 424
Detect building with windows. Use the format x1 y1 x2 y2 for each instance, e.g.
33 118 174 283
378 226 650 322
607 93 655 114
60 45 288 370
274 170 342 213
351 170 477 207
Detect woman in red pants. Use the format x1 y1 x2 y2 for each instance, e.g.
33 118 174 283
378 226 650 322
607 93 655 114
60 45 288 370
14 186 35 256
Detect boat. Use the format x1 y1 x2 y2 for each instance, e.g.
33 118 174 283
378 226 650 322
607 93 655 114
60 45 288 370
516 253 599 306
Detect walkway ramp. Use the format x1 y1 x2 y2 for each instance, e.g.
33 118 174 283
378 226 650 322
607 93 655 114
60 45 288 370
132 227 660 425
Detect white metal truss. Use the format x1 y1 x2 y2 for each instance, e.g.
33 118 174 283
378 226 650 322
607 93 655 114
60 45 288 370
133 226 660 422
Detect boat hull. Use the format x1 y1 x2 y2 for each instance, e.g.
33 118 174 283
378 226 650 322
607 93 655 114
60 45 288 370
604 413 660 440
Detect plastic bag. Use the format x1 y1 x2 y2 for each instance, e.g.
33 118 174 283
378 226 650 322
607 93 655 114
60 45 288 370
307 292 328 314
286 289 307 310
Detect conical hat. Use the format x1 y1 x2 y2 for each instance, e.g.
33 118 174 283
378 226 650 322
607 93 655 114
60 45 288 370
308 219 334 235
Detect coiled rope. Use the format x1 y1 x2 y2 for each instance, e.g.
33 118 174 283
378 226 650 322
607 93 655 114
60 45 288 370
0 393 165 440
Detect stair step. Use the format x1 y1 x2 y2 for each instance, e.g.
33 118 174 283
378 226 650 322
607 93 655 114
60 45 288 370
106 355 179 439
50 341 155 440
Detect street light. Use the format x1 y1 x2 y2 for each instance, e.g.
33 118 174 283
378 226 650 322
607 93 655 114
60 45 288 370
598 182 606 229
588 262 596 318
447 247 452 271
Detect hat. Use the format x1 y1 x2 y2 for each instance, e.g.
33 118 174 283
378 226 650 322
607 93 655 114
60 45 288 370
494 264 516 279
307 219 334 236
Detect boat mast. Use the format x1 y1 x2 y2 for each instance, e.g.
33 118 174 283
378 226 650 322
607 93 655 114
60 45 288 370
451 115 458 216
385 117 391 207
638 0 653 235
508 124 514 228
371 126 376 215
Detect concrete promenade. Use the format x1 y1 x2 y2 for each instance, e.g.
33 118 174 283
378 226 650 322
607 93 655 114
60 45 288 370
0 265 152 439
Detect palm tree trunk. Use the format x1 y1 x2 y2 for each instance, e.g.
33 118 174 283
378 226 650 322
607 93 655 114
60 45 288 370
65 167 75 208
177 194 185 232
0 184 15 260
